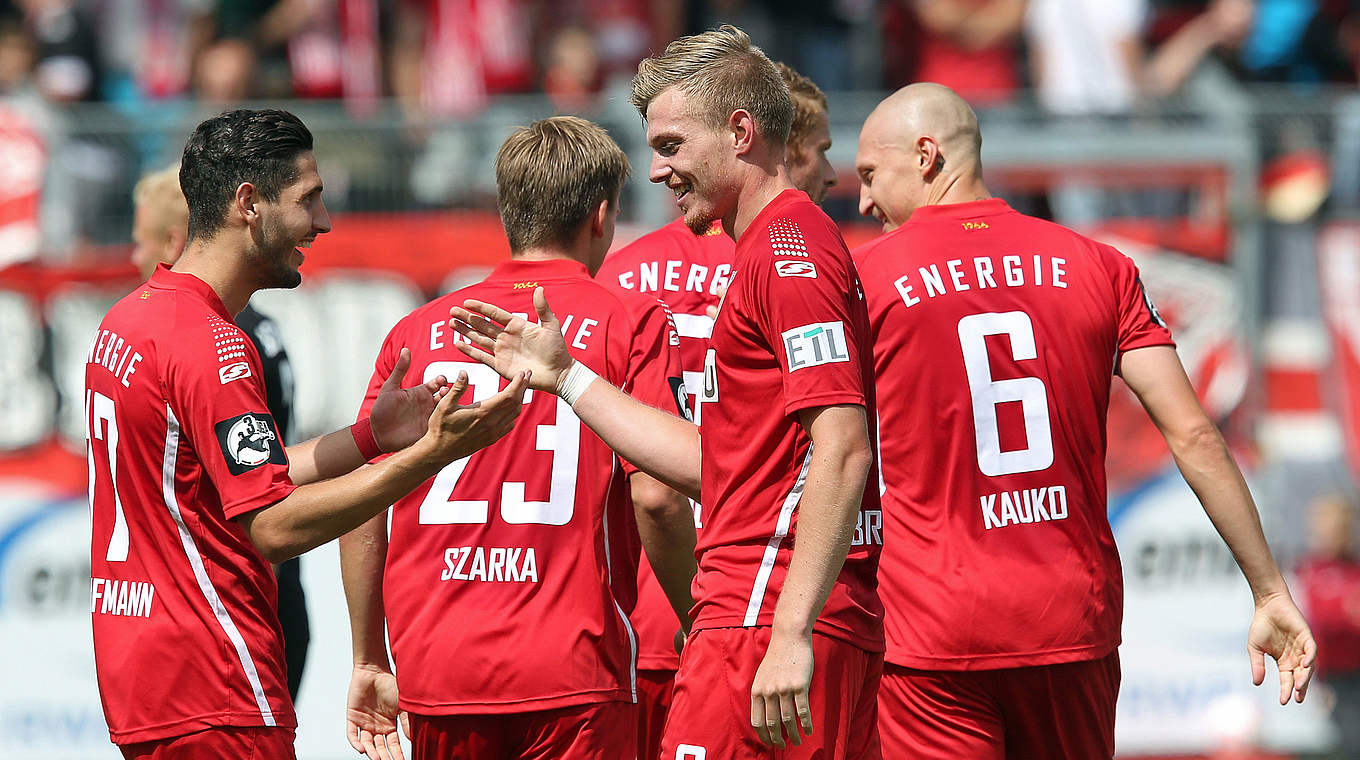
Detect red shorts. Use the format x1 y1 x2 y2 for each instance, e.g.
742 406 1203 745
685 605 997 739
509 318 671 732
638 669 676 760
660 627 883 760
878 651 1120 760
408 700 635 760
118 726 295 759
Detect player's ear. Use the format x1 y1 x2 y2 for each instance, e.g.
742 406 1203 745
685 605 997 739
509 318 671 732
589 197 610 239
730 109 756 156
917 136 942 179
234 182 259 227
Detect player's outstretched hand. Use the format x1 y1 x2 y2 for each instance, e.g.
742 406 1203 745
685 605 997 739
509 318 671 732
346 664 408 760
369 347 455 453
450 286 573 395
1247 592 1317 704
421 366 529 463
750 631 814 749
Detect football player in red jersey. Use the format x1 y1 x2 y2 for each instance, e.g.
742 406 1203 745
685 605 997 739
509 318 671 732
595 59 840 760
454 26 884 760
851 83 1316 759
339 116 698 760
87 109 525 760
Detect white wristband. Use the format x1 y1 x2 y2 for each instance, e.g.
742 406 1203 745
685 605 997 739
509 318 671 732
558 361 599 406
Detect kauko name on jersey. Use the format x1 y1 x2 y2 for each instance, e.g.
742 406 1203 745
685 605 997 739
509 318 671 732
612 259 732 297
893 253 1069 308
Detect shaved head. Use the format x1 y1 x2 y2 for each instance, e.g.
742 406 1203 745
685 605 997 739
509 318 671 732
856 83 989 231
865 82 981 171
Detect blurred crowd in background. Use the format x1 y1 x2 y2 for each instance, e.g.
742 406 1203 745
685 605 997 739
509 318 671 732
4 0 1360 114
2 0 1360 259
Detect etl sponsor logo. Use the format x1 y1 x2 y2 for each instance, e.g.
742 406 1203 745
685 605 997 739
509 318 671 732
782 321 849 372
219 361 251 384
774 260 817 279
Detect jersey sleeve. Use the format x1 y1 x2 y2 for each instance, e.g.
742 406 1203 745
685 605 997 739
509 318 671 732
1105 245 1175 353
166 321 295 520
749 224 868 416
616 296 688 475
359 320 405 422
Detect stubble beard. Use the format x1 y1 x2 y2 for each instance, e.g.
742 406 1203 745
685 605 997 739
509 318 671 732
255 216 303 290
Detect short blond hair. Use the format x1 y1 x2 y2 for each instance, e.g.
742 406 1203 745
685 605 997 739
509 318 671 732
776 62 828 153
133 163 189 241
630 25 792 144
495 116 630 252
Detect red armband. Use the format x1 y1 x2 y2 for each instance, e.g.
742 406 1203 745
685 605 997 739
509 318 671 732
350 417 383 461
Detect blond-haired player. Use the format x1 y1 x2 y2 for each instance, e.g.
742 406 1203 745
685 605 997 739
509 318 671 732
453 27 884 759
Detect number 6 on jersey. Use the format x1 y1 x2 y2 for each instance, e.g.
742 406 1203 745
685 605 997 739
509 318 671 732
957 311 1054 477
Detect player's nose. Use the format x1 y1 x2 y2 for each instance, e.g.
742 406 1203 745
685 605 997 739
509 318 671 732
313 196 333 235
858 184 874 218
648 153 671 185
822 158 837 190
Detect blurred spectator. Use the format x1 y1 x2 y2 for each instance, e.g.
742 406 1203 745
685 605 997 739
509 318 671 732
1025 0 1145 116
1295 493 1360 759
20 0 100 102
892 0 1026 105
193 37 256 104
94 0 212 104
391 0 533 121
1143 0 1253 97
541 24 602 112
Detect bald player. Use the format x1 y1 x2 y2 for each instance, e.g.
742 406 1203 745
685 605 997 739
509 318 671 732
595 59 841 760
131 164 312 702
851 83 1316 759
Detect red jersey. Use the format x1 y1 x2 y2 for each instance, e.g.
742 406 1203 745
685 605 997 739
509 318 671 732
693 189 883 651
86 265 296 744
598 218 734 670
360 258 685 714
1295 556 1360 676
852 198 1175 670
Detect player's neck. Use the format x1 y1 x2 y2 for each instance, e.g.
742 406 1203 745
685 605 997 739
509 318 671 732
173 239 256 317
925 171 992 209
511 248 585 267
730 165 796 240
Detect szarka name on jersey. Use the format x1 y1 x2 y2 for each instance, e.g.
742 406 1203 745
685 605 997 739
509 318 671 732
893 253 1069 308
440 546 539 583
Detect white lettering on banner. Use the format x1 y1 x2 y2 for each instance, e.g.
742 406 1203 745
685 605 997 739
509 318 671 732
980 485 1068 529
894 254 1068 308
90 578 156 617
782 321 849 372
440 546 540 583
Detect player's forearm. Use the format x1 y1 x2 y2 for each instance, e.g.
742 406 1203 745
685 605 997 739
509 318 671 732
770 421 871 638
339 512 392 667
243 442 440 563
286 426 368 485
632 474 697 630
570 376 702 500
1168 423 1290 602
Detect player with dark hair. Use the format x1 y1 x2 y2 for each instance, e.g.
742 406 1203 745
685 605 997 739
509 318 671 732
453 27 883 760
852 83 1315 759
87 108 527 759
132 162 312 702
594 58 841 760
339 115 696 760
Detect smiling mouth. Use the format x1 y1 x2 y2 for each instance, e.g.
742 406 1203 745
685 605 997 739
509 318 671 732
670 183 690 204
